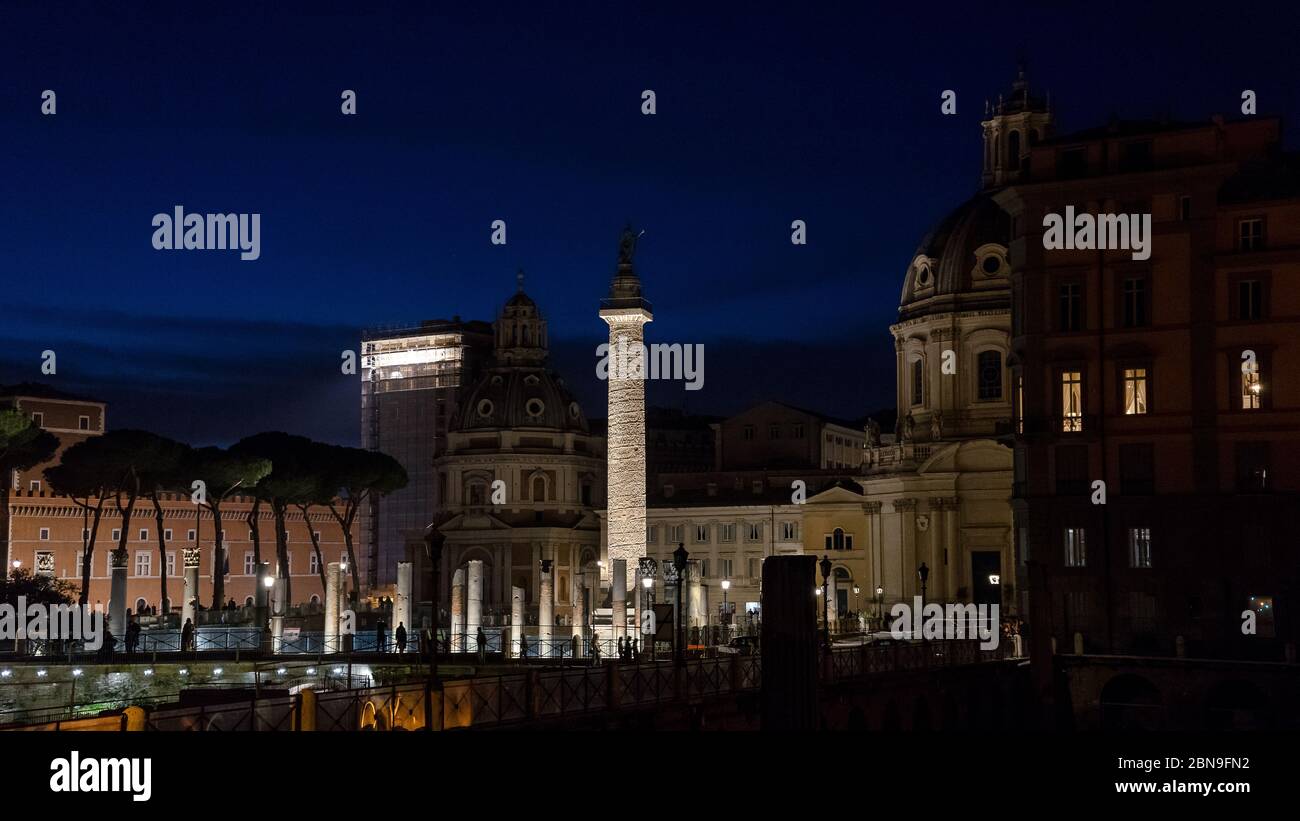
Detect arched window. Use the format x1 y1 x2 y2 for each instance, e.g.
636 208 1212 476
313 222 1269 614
531 475 546 502
833 528 845 551
134 597 147 613
911 359 925 406
978 350 1004 400
466 481 486 507
244 596 254 607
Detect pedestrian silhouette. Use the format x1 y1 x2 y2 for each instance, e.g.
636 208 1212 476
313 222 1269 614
476 626 487 663
376 618 387 652
395 622 407 653
181 618 195 652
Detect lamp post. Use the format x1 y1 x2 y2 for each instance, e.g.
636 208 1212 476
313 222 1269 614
672 544 688 667
917 562 930 645
819 555 832 652
853 585 861 633
720 579 730 643
642 575 654 660
875 586 884 632
423 529 444 687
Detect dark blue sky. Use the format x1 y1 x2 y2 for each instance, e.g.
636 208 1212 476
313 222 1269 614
2 1 1295 445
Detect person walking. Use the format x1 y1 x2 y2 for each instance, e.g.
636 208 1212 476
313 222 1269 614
376 618 388 653
181 618 195 652
395 622 407 654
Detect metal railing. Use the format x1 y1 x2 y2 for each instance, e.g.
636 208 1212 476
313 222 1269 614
2 639 1012 731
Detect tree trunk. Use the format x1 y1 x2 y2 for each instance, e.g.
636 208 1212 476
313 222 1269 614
115 484 139 599
247 498 262 566
272 502 291 606
79 496 106 606
152 493 169 614
210 503 226 609
298 503 328 596
329 499 363 602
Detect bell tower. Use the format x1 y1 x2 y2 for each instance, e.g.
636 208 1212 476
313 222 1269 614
981 63 1053 189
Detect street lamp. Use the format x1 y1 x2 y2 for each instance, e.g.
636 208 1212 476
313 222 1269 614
819 555 832 652
720 579 731 642
642 574 654 659
853 585 861 632
917 562 930 644
672 544 688 666
875 585 884 631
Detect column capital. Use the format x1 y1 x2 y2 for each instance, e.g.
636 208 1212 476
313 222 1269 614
892 497 918 513
862 500 883 515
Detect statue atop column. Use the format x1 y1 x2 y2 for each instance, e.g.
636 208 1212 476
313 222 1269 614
618 222 640 265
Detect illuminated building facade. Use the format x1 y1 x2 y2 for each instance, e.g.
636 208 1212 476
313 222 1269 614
360 317 492 592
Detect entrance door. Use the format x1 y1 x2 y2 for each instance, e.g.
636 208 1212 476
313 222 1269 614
970 552 1002 607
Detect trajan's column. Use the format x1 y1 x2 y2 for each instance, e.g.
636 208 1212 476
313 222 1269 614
599 224 652 596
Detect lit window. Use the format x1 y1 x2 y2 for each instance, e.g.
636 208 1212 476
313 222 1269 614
1064 527 1087 567
1123 368 1148 415
1061 371 1083 432
1241 360 1262 410
1127 527 1152 568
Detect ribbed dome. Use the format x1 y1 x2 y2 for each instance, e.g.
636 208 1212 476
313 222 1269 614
899 193 1012 321
455 366 588 433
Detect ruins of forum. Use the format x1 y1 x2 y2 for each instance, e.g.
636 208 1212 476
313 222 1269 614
596 335 704 390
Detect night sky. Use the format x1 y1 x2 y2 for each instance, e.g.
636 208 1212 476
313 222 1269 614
2 1 1295 446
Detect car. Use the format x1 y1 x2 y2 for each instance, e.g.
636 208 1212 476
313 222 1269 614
717 635 760 655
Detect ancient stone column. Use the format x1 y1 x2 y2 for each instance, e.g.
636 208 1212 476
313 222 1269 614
942 499 959 601
325 561 341 652
108 549 128 642
466 559 483 652
538 559 554 657
571 572 585 657
632 568 642 646
598 234 652 596
450 568 465 653
394 561 412 645
610 558 627 643
511 585 524 658
182 547 201 630
688 562 704 628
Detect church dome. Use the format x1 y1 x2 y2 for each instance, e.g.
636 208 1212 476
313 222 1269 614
455 364 589 434
453 275 589 434
899 193 1012 321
